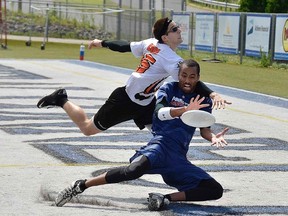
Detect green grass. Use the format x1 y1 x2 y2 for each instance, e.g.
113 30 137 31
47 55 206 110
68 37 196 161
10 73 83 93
1 40 287 99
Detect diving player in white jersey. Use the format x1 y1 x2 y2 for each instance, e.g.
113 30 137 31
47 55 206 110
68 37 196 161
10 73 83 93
37 17 231 136
54 59 229 211
127 37 182 106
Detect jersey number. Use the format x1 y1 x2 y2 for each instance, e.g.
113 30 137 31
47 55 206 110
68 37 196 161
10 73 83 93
136 54 156 73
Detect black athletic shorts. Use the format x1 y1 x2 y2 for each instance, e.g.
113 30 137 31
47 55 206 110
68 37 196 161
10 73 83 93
93 86 156 131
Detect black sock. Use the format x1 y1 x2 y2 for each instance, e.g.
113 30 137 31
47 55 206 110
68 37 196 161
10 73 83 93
58 98 68 107
79 179 88 191
164 194 172 201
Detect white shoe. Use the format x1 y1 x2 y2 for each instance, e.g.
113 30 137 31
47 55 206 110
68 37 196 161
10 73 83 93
147 193 170 211
55 179 86 207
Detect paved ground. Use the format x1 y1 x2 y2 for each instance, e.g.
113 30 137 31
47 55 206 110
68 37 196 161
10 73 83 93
0 59 287 216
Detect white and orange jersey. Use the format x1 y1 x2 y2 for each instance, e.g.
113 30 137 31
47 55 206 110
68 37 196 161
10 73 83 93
126 38 183 106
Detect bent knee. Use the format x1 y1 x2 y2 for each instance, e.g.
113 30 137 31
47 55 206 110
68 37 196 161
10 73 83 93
124 157 149 180
80 123 102 136
81 130 94 136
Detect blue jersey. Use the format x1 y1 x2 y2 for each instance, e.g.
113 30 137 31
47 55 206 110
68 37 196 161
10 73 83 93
151 82 212 155
130 82 213 191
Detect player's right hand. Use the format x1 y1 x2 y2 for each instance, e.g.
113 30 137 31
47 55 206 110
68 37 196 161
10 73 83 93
88 39 103 49
187 95 209 111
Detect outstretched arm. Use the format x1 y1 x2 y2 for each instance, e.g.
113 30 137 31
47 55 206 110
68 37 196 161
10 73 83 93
88 39 131 52
209 92 232 109
194 81 232 110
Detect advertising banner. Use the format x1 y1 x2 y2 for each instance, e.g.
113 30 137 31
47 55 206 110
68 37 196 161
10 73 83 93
245 14 271 57
217 13 240 54
274 14 288 61
172 13 190 50
195 13 215 52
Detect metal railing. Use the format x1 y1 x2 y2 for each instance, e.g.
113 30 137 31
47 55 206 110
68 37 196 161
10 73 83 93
3 0 169 42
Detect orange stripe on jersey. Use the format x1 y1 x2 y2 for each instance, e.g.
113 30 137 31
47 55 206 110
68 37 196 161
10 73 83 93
147 43 160 54
144 77 167 94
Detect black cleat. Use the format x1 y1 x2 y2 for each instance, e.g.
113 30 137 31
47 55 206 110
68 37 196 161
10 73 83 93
37 88 67 108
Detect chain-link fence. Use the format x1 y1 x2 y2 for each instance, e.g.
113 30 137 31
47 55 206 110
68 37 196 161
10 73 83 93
3 0 179 42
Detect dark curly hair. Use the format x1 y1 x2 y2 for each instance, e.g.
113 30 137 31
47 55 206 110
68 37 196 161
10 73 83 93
179 59 200 75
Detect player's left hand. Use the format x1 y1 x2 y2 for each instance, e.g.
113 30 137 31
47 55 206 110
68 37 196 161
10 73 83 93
211 127 229 148
210 93 232 109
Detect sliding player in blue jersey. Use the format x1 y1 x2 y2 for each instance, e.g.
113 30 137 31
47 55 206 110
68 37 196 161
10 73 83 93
54 59 229 211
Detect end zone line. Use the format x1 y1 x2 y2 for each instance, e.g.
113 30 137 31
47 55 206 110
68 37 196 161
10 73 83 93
226 107 288 123
0 162 129 168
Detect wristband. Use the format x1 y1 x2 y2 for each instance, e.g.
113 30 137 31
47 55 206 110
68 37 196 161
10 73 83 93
158 107 174 121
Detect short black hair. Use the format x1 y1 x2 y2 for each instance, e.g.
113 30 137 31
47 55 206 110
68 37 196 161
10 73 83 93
179 59 200 75
153 17 172 43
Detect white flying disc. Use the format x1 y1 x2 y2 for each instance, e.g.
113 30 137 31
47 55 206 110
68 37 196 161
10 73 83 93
180 110 216 128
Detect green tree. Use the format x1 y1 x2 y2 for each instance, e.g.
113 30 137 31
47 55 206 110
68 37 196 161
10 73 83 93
239 0 267 12
239 0 288 12
266 0 288 13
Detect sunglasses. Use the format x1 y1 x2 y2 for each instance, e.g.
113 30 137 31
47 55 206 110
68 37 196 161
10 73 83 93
167 26 180 34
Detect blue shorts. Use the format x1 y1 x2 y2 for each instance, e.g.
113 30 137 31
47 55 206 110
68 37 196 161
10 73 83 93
130 141 212 191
